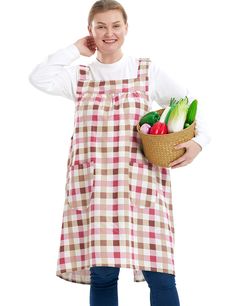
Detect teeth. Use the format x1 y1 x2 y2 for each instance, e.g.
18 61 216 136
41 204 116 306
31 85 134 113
104 40 116 43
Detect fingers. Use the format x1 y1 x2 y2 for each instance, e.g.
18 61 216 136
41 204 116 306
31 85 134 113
169 142 187 168
169 147 191 168
174 141 189 150
169 140 202 168
170 159 190 169
86 36 97 51
169 156 187 168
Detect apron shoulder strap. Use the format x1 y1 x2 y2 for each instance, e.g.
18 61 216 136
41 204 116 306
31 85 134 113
77 65 90 81
137 58 151 78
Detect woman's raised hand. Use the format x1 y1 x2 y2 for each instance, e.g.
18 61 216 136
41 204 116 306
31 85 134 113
74 36 97 57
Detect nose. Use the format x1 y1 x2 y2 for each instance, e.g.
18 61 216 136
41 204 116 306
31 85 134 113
104 27 114 37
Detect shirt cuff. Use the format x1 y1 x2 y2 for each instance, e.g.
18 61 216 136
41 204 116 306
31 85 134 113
192 134 211 149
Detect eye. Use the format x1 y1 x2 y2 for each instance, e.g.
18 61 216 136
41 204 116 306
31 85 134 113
114 25 120 28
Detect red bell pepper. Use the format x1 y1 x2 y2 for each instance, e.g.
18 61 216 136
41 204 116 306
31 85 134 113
149 122 168 135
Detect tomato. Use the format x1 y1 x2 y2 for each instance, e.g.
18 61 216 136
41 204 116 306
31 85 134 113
149 122 168 135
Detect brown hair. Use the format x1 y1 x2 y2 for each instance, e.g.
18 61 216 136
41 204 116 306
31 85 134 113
88 0 128 26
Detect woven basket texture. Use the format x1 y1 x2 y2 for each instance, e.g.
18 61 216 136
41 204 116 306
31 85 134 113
137 109 196 167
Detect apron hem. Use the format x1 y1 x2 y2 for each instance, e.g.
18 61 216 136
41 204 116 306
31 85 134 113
56 263 175 285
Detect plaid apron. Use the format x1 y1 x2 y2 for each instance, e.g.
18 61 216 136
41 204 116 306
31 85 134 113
56 59 175 284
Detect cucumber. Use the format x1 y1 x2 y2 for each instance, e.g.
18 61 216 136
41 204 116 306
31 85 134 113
185 99 198 125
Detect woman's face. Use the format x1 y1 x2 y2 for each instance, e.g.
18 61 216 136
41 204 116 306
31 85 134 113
88 9 128 56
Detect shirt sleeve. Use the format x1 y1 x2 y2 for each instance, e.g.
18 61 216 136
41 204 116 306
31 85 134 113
28 44 80 101
148 61 211 148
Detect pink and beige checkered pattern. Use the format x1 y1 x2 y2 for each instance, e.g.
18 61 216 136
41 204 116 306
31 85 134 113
56 59 175 284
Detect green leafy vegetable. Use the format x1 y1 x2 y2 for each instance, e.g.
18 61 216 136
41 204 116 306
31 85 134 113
167 97 189 132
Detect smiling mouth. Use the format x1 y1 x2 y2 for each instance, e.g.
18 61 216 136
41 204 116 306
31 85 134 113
102 39 117 44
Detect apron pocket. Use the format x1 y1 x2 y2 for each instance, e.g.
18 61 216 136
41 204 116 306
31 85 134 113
129 161 158 209
66 161 94 210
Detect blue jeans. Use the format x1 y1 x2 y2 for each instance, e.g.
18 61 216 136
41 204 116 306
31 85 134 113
90 266 180 306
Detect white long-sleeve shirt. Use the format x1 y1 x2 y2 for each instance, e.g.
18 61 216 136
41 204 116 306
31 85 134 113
29 44 211 148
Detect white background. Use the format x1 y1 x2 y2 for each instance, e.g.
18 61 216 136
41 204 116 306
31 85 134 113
1 0 235 305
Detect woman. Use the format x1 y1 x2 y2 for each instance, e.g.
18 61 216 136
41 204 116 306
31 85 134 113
29 1 210 305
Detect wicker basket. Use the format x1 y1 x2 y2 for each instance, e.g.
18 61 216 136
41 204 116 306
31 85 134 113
137 109 196 167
